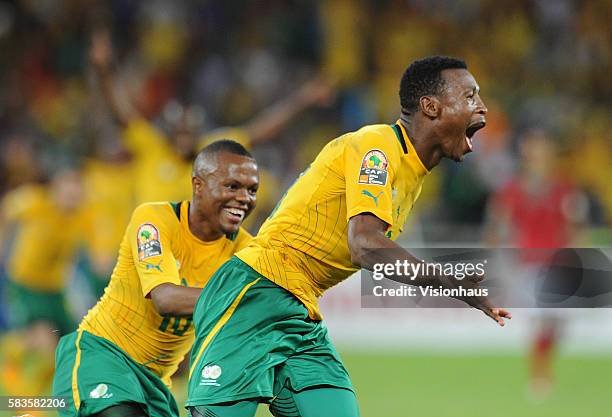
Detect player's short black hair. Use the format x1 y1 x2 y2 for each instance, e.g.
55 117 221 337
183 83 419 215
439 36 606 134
192 139 254 176
399 56 467 113
199 139 253 159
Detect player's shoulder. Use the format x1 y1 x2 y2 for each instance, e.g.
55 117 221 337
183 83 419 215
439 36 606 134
354 123 395 137
130 202 179 226
345 124 398 148
342 123 402 163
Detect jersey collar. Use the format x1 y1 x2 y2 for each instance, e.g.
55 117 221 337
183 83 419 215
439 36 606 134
393 120 429 175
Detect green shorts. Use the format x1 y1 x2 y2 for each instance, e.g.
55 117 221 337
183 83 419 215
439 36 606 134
6 279 74 335
187 257 353 407
52 330 179 417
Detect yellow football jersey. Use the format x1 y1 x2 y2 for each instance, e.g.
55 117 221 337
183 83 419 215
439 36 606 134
2 185 85 291
237 122 428 320
123 119 253 205
79 201 251 385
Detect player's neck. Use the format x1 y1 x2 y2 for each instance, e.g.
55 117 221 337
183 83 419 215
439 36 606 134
188 202 224 241
398 115 442 170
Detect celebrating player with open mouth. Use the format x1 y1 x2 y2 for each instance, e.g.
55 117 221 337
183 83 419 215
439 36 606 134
186 56 511 417
53 140 259 417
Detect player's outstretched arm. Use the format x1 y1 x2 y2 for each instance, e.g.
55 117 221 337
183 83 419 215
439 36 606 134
243 74 335 146
149 283 203 316
348 213 511 326
90 29 136 128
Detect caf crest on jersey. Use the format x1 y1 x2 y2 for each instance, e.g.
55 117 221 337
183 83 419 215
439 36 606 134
358 149 388 186
137 223 162 260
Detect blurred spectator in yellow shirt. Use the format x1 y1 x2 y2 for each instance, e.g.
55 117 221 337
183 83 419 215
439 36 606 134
0 168 85 395
89 29 335 208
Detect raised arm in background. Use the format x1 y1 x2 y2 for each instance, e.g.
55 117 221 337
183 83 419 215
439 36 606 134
244 74 336 146
90 29 137 128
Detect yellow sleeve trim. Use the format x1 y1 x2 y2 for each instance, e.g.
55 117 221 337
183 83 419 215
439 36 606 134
346 206 393 228
141 274 182 298
188 278 261 378
71 330 84 409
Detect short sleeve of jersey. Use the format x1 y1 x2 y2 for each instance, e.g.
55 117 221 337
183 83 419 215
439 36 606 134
127 204 181 297
344 129 399 227
123 117 170 155
198 127 252 150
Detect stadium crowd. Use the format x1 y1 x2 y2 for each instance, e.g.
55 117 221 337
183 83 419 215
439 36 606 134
0 0 610 406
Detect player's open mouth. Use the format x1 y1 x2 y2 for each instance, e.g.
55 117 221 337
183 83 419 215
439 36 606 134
223 207 246 222
465 120 486 151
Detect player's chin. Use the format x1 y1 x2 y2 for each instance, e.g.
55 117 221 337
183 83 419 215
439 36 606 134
444 139 471 162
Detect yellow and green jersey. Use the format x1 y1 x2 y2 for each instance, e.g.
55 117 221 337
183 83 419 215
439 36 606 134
2 185 85 292
123 119 252 205
237 122 428 320
79 201 251 385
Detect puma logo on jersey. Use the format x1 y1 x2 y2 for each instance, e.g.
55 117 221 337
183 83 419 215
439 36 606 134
361 190 384 207
143 259 163 272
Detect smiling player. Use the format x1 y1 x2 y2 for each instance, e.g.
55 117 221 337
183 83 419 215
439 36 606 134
52 140 259 417
186 56 511 417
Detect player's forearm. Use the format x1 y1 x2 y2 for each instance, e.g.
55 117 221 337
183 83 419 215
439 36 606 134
244 98 305 146
350 223 509 325
245 75 335 145
348 214 428 284
150 283 202 316
349 214 470 289
349 231 441 288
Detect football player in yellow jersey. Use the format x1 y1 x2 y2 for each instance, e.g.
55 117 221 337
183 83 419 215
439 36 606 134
90 29 334 206
0 169 85 339
0 168 85 396
52 140 259 417
186 57 511 417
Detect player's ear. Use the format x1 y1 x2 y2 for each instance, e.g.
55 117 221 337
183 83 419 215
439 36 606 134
420 96 440 118
192 175 203 195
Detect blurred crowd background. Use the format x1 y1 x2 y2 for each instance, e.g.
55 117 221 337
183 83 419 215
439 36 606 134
0 0 610 415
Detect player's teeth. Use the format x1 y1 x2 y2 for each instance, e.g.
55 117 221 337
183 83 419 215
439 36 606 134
226 208 244 218
466 136 473 150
